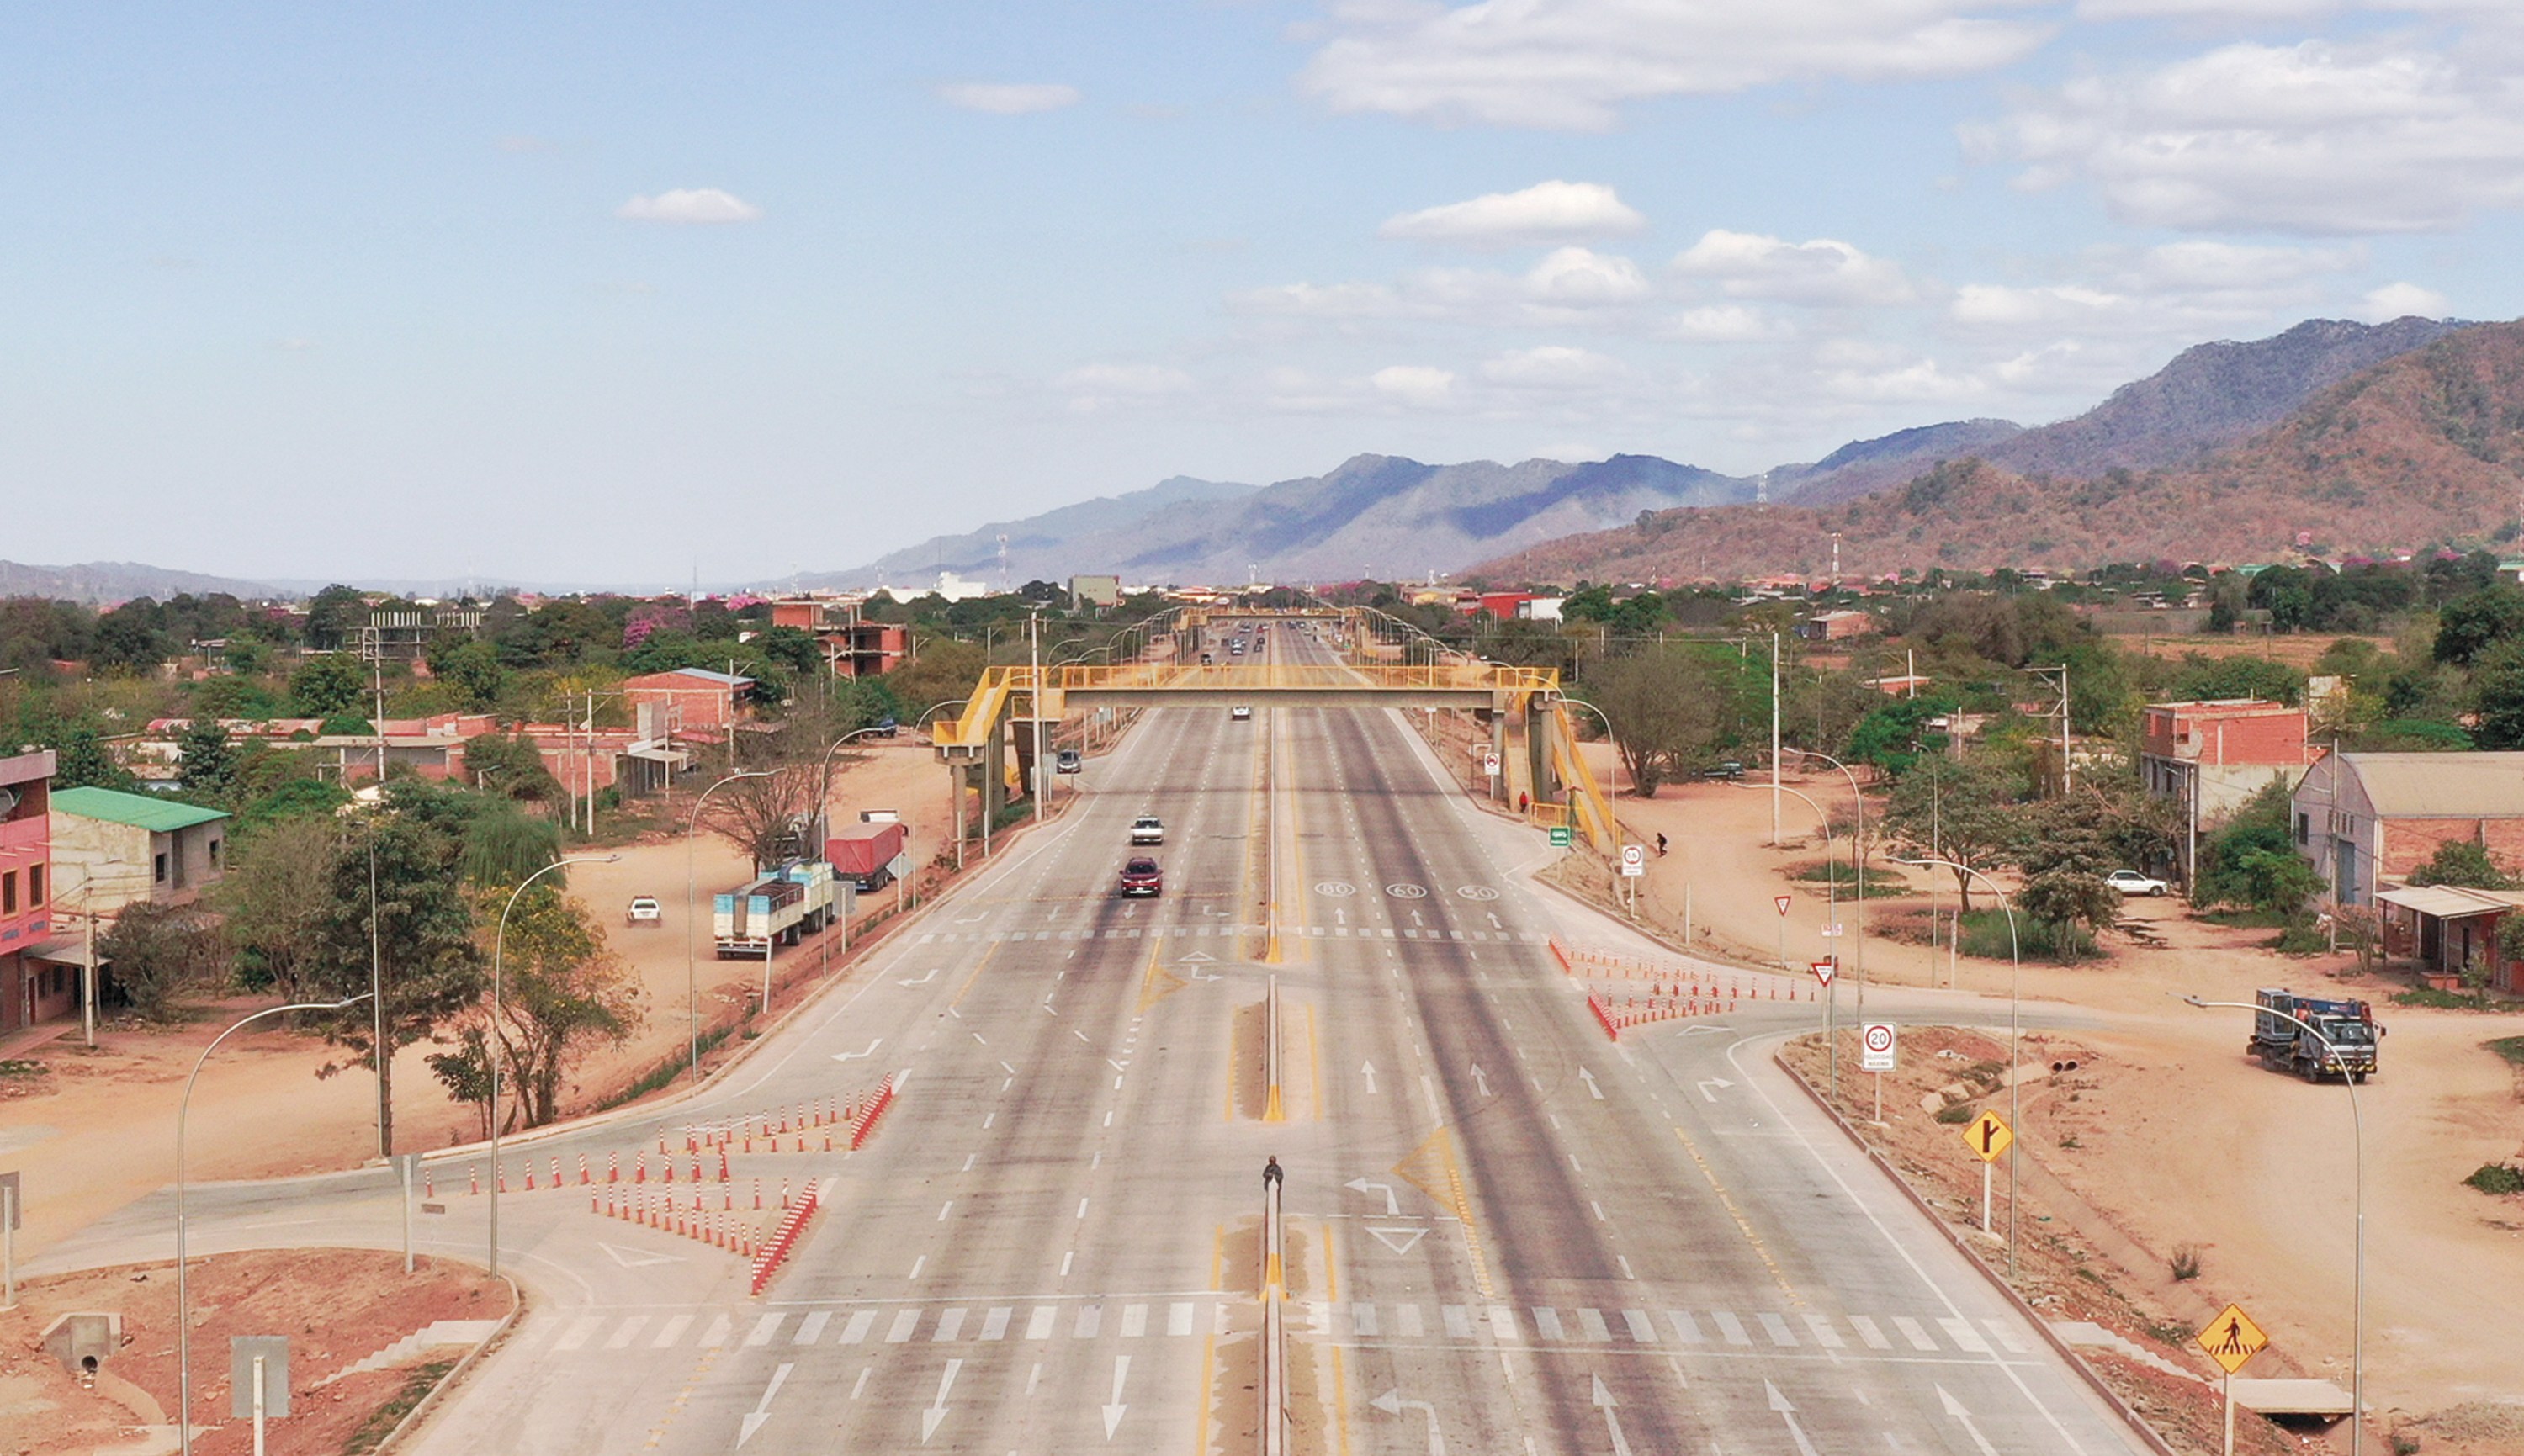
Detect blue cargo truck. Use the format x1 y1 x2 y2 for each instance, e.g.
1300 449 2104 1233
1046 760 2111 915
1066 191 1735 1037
713 861 840 959
2251 987 2382 1082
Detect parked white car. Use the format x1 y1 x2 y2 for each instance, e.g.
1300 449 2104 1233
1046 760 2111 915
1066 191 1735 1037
2104 869 2169 897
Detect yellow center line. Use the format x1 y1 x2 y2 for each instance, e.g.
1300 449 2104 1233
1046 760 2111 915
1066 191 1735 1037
949 940 1002 1008
1673 1125 1803 1306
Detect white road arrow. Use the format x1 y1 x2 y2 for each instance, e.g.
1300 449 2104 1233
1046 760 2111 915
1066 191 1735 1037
736 1362 793 1447
1696 1077 1736 1102
1578 1067 1604 1099
1470 1065 1492 1097
1410 908 1424 926
1767 1381 1821 1456
1487 912 1502 929
594 1242 683 1268
898 966 941 986
1369 1390 1446 1455
1344 1178 1401 1215
920 1359 962 1443
831 1038 884 1062
1334 907 1347 924
1102 1355 1130 1438
1937 1385 2002 1456
1361 1060 1379 1094
1593 1375 1633 1456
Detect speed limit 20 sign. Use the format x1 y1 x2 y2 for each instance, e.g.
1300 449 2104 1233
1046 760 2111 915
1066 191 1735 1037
1861 1022 1897 1072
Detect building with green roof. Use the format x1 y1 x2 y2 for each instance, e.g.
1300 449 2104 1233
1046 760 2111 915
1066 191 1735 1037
49 786 230 913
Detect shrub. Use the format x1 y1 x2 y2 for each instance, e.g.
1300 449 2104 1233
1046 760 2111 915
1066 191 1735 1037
2463 1163 2524 1196
2169 1244 2203 1281
1933 1102 1977 1125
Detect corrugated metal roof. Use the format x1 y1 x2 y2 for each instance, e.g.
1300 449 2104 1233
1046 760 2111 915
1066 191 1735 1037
2375 885 2524 918
50 786 229 832
2344 752 2524 817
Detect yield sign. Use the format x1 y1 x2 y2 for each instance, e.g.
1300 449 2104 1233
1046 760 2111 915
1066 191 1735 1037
1774 894 1792 916
1365 1226 1429 1255
1810 960 1837 986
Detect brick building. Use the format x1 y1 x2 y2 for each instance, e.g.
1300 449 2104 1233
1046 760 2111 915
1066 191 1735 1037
622 667 755 734
2141 702 2318 887
0 749 57 1033
2292 750 2524 906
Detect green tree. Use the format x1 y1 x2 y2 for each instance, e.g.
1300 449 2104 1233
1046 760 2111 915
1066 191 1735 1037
2434 585 2524 667
310 812 484 1157
2235 847 2324 915
216 816 342 1003
2193 781 2299 909
2472 640 2524 751
1880 758 2024 910
428 887 644 1132
460 805 562 887
459 733 565 804
290 653 369 717
1845 694 1956 776
427 638 508 712
1581 649 1723 796
176 718 241 806
2015 869 2121 957
2405 839 2515 889
96 902 224 1021
305 585 369 651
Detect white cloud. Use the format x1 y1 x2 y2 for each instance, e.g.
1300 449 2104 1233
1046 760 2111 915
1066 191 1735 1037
1054 363 1196 412
938 82 1081 114
1949 283 2124 327
1300 0 2053 130
1978 40 2524 232
1373 364 1458 406
2107 240 2362 293
1377 181 1646 248
1229 247 1652 326
1525 246 1650 303
1659 304 1778 341
1670 230 1915 305
1477 345 1627 387
1823 357 1986 402
618 188 764 224
2358 280 2452 320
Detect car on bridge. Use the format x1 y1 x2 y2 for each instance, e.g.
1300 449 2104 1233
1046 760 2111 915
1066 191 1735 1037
1119 856 1164 897
1130 815 1164 844
1231 705 1252 721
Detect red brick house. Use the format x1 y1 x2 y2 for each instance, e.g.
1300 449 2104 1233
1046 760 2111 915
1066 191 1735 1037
2293 750 2524 906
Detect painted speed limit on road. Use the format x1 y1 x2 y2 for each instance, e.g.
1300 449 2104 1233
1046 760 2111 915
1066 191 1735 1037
1861 1022 1897 1072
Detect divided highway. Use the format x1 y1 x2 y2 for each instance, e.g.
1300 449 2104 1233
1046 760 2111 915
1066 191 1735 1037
44 622 2153 1454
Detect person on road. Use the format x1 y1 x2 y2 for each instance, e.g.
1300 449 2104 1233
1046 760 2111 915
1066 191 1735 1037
1656 833 1668 856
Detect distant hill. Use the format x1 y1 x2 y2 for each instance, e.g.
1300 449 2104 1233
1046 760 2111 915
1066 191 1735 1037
1783 316 2474 506
0 560 284 604
1472 319 2524 583
815 453 1756 589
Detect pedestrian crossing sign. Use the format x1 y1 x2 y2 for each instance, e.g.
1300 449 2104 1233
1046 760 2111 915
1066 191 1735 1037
1961 1109 2012 1163
2195 1303 2268 1374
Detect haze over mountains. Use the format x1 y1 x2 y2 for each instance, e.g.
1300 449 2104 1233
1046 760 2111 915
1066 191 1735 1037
1475 318 2524 585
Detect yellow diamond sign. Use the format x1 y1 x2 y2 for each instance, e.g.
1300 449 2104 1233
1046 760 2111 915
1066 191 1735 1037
1961 1109 2012 1164
2196 1303 2269 1375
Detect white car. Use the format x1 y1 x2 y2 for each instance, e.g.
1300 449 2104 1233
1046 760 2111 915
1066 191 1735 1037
2104 869 2169 897
1230 706 1252 721
1130 815 1165 845
625 896 663 927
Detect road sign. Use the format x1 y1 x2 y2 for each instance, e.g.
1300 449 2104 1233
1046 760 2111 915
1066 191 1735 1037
1620 844 1645 877
1819 924 1844 937
1482 754 1500 777
0 1171 18 1231
230 1336 289 1417
1862 1022 1897 1071
1961 1109 2013 1163
1810 960 1836 986
2195 1303 2269 1375
1548 826 1572 848
1774 894 1791 916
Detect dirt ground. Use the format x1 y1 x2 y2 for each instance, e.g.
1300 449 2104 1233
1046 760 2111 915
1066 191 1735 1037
0 741 978 1260
1590 750 2524 1443
0 1248 511 1456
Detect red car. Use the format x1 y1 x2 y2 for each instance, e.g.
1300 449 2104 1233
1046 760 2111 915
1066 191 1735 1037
1119 857 1163 897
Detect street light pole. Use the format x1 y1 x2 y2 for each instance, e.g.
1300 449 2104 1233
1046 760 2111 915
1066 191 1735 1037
1892 855 2023 1279
1555 696 1623 903
685 770 772 1083
490 853 618 1278
1792 749 1869 1019
178 996 369 1456
2186 997 2366 1456
1741 781 1840 1099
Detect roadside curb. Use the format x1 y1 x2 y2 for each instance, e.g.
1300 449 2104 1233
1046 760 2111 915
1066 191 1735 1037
1772 1051 2183 1456
375 1268 524 1456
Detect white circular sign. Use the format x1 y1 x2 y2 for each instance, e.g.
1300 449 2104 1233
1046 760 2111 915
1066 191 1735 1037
1454 885 1499 901
1314 881 1356 897
1864 1024 1895 1053
1384 882 1429 899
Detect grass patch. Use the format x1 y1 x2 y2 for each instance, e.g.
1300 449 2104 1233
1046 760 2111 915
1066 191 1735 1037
1788 860 1912 892
2393 987 2500 1011
2484 1035 2524 1066
2463 1163 2524 1196
0 1059 45 1078
342 1357 457 1456
1958 908 2097 961
2169 1243 2203 1281
2195 907 2292 929
1933 1102 1977 1124
599 1024 735 1109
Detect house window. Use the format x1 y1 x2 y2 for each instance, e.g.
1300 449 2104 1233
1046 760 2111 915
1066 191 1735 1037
2296 813 2310 846
3 871 13 914
154 852 168 884
28 862 40 906
209 837 222 870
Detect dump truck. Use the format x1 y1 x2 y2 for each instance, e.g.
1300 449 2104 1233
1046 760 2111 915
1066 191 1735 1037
2251 987 2382 1082
713 860 838 959
826 821 909 892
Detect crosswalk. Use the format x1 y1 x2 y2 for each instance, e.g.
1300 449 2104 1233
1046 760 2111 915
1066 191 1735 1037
522 1299 2034 1360
915 924 1536 945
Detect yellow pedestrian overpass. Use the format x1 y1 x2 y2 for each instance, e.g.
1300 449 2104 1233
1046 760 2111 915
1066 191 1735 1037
929 655 1620 853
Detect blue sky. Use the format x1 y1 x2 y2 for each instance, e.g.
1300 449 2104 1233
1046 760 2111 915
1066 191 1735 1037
6 2 2515 585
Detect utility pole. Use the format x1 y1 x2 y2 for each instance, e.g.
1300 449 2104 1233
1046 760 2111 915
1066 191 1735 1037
1769 630 1782 847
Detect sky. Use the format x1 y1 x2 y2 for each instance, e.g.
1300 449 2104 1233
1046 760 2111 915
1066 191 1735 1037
7 1 2520 587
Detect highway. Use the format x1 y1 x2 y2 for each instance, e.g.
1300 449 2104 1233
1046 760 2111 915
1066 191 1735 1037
42 620 2154 1454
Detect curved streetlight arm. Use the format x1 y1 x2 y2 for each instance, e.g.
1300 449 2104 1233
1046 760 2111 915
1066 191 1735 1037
489 853 618 1278
1553 696 1620 807
178 995 371 1456
2185 996 2365 1455
1891 853 2027 1280
686 770 776 1083
1788 749 1869 1007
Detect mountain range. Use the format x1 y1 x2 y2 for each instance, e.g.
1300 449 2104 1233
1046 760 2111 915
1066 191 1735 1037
0 560 284 604
1471 318 2524 584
